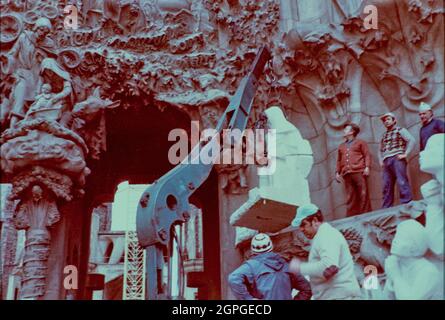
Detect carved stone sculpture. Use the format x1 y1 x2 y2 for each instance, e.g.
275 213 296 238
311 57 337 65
230 106 314 234
378 134 445 299
1 123 89 187
419 133 444 257
71 87 120 160
257 106 313 206
384 220 442 299
0 30 89 298
25 84 63 121
0 17 55 128
12 185 60 299
38 58 74 127
420 180 443 257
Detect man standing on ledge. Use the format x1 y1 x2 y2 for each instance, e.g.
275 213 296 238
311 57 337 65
418 102 445 151
335 123 372 216
378 112 415 208
289 204 362 300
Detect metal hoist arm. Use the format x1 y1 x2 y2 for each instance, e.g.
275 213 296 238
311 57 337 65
136 46 271 299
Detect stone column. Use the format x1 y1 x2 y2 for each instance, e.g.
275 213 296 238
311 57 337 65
1 120 90 299
4 166 81 300
12 185 60 299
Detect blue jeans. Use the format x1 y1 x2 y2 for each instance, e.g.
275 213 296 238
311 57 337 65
382 155 413 208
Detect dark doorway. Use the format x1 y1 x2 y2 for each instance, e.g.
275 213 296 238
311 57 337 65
85 104 192 198
77 104 221 299
190 169 221 299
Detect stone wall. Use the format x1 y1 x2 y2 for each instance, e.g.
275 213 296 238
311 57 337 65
276 0 444 219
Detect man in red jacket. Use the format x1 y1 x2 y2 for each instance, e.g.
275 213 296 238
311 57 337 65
335 123 372 216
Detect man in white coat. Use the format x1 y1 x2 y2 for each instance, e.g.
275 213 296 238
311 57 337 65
289 204 362 300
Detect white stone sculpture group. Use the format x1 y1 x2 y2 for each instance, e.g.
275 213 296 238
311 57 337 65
384 133 444 300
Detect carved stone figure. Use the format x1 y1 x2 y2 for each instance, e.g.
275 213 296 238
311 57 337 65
190 0 213 34
229 106 314 233
83 0 106 28
358 222 390 271
257 106 313 206
420 180 443 257
199 105 221 129
25 84 63 121
182 204 203 262
384 220 442 299
419 133 444 190
419 133 444 257
39 58 74 127
0 17 55 128
71 87 120 160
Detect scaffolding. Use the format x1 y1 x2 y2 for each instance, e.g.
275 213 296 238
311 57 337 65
123 231 145 300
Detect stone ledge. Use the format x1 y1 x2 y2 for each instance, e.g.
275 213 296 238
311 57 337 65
235 203 417 267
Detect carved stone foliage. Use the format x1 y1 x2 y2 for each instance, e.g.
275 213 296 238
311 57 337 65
276 23 355 127
0 0 281 164
8 166 75 202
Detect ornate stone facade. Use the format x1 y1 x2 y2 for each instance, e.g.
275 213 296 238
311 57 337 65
0 0 443 299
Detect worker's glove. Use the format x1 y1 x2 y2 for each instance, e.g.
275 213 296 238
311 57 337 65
323 265 339 280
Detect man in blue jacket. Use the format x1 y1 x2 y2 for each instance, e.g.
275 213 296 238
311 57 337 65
228 233 312 300
418 102 445 151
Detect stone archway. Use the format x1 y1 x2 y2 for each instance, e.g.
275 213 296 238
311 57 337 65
77 103 222 299
77 104 193 299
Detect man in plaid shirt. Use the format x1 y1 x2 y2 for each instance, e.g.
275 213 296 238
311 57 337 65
378 113 415 208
